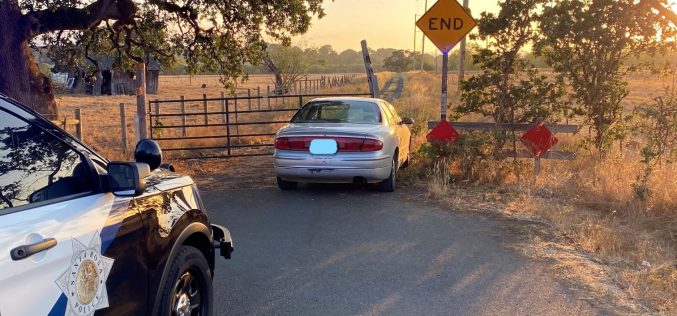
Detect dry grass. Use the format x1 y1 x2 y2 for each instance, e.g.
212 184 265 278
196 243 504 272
394 71 677 314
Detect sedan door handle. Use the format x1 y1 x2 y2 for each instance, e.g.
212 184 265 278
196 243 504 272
10 238 57 261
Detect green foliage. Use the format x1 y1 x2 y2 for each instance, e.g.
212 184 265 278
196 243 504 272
629 73 677 200
419 134 491 179
265 44 312 91
419 133 530 183
458 0 569 157
27 0 325 90
383 50 416 72
536 0 675 152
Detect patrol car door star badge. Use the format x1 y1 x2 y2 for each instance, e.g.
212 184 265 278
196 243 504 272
56 232 114 316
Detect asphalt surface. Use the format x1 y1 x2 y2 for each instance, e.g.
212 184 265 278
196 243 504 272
206 186 602 316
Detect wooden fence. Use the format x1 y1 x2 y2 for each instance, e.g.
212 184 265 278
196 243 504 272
51 108 84 141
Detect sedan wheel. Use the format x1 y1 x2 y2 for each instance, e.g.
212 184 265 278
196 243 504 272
277 177 298 191
378 157 397 192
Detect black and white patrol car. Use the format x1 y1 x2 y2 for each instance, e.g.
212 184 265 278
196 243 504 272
0 94 233 316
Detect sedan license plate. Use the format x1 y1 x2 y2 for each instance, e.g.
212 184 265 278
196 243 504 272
309 139 338 155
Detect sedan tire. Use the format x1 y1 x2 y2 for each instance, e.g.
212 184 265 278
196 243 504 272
378 157 397 192
277 177 298 191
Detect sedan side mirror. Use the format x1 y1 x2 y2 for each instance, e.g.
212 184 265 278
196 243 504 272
107 162 151 197
401 117 415 125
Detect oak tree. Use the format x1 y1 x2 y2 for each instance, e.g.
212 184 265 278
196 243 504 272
458 0 569 156
0 0 325 118
536 0 674 151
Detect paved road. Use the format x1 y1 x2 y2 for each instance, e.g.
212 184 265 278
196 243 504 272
206 186 602 316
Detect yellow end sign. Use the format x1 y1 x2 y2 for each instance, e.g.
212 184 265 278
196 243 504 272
416 0 477 53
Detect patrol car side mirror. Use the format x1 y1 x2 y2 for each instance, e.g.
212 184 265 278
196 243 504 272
107 162 151 197
135 139 163 171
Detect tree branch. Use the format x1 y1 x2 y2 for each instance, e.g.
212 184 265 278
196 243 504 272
23 0 137 39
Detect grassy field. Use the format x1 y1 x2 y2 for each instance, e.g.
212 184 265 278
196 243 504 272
56 71 675 313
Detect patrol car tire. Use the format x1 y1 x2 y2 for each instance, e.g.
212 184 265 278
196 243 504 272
159 245 213 316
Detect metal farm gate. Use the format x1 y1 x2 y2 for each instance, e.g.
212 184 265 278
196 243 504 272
148 92 371 159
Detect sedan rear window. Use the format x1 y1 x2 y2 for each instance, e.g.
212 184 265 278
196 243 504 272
292 100 381 124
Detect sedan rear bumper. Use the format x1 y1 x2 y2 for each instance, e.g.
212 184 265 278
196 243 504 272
275 151 392 183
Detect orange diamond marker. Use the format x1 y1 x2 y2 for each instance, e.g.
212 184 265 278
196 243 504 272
416 0 477 53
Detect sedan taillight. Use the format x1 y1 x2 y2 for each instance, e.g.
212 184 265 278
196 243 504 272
360 139 384 152
274 137 310 151
274 137 383 152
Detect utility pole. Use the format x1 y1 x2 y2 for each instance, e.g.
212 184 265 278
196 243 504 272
420 0 428 72
413 14 418 54
457 0 470 91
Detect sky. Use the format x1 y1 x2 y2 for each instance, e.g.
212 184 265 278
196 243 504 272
297 0 500 52
297 0 677 52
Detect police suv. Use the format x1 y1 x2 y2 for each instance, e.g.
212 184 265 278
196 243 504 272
0 94 233 316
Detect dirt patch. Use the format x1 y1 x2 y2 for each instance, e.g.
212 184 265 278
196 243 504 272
172 156 276 191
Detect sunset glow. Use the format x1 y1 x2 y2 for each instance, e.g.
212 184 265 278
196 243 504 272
299 0 499 51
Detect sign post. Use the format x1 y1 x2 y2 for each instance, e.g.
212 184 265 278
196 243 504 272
417 0 476 142
440 53 449 121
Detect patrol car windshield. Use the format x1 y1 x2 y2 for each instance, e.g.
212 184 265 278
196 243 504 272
292 100 382 124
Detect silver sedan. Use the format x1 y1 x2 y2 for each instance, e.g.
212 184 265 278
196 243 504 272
274 97 413 192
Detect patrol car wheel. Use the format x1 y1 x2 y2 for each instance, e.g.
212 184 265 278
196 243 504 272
160 246 212 316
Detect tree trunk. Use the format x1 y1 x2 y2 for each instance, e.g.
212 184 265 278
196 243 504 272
264 56 284 95
0 2 58 119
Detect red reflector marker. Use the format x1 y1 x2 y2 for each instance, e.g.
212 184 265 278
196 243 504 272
520 123 558 157
427 120 459 143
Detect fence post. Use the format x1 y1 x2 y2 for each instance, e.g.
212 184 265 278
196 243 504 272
267 85 271 109
257 86 261 110
225 99 231 157
74 108 83 142
180 96 186 136
247 88 252 111
533 156 542 180
220 91 227 125
203 94 208 125
154 100 160 137
135 62 148 139
120 103 128 153
234 93 239 136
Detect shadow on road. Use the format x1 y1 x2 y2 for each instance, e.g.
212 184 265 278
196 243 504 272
205 187 600 315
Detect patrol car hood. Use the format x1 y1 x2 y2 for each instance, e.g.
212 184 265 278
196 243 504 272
144 169 195 193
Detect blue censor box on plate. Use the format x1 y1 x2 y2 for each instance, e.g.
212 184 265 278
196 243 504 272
309 139 338 155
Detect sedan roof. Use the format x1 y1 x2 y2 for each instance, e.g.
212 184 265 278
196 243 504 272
309 97 383 104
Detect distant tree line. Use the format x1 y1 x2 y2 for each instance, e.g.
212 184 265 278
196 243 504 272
159 44 493 75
